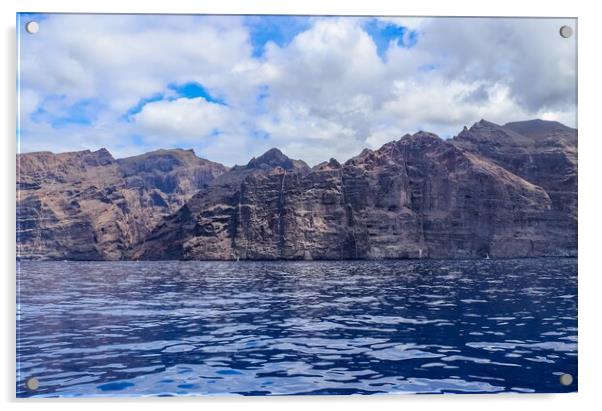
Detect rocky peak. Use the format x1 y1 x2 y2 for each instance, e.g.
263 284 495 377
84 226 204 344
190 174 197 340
247 148 290 169
327 157 341 168
503 119 577 146
504 119 572 135
17 148 118 186
455 118 578 150
117 148 222 176
314 157 342 171
399 131 442 145
466 119 506 135
455 119 531 147
246 148 310 172
85 148 115 166
118 149 227 196
393 132 445 158
347 132 445 171
473 118 498 129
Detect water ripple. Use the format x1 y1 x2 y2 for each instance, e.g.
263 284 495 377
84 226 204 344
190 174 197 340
16 258 577 397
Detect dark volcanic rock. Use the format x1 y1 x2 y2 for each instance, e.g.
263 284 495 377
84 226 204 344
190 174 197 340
503 119 577 146
134 122 576 260
18 119 578 261
452 119 577 256
246 148 311 172
16 148 227 260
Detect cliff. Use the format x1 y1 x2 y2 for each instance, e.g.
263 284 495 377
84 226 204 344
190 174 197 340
17 119 578 260
132 120 577 260
17 148 227 260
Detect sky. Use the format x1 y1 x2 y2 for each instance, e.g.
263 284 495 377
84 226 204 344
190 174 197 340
17 14 577 166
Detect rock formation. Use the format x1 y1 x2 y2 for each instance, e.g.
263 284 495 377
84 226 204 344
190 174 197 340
17 148 226 260
452 119 577 256
133 119 577 260
17 119 578 260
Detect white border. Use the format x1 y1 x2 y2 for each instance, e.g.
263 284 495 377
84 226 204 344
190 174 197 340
2 1 600 410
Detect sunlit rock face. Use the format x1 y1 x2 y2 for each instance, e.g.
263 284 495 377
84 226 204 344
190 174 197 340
133 119 577 261
16 119 577 261
17 148 227 260
452 119 577 257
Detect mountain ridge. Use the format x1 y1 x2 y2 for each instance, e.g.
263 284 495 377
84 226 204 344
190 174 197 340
17 119 577 260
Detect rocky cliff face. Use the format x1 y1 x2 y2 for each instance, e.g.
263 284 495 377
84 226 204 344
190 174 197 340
132 119 577 260
17 148 226 260
17 119 577 261
452 119 577 255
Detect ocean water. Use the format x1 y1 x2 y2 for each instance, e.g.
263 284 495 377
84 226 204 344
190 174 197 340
16 258 577 397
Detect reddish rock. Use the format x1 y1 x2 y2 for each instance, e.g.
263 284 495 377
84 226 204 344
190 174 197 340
133 120 577 260
17 148 226 260
17 119 577 261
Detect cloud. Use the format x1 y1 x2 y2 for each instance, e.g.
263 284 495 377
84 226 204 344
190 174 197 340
18 14 577 166
396 17 577 113
133 97 230 142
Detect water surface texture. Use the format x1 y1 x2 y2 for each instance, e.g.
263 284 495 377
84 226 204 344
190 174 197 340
17 258 577 397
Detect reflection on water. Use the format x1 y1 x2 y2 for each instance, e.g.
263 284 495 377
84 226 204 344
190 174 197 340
16 258 577 397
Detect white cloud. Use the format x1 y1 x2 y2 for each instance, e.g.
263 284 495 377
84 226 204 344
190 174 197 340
396 17 577 113
262 19 388 109
18 15 577 166
133 97 231 142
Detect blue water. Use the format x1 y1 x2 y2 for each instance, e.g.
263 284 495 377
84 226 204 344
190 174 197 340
16 258 577 397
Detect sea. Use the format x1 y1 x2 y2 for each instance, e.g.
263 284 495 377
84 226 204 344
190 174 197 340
16 258 577 397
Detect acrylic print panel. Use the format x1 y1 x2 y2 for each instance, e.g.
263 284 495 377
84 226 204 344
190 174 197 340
16 13 577 397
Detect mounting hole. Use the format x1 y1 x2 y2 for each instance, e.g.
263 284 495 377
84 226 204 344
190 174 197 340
559 373 573 386
559 25 573 38
25 21 39 34
26 377 39 391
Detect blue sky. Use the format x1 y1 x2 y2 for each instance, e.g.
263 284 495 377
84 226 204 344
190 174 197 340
245 16 312 58
363 18 419 60
17 14 577 166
